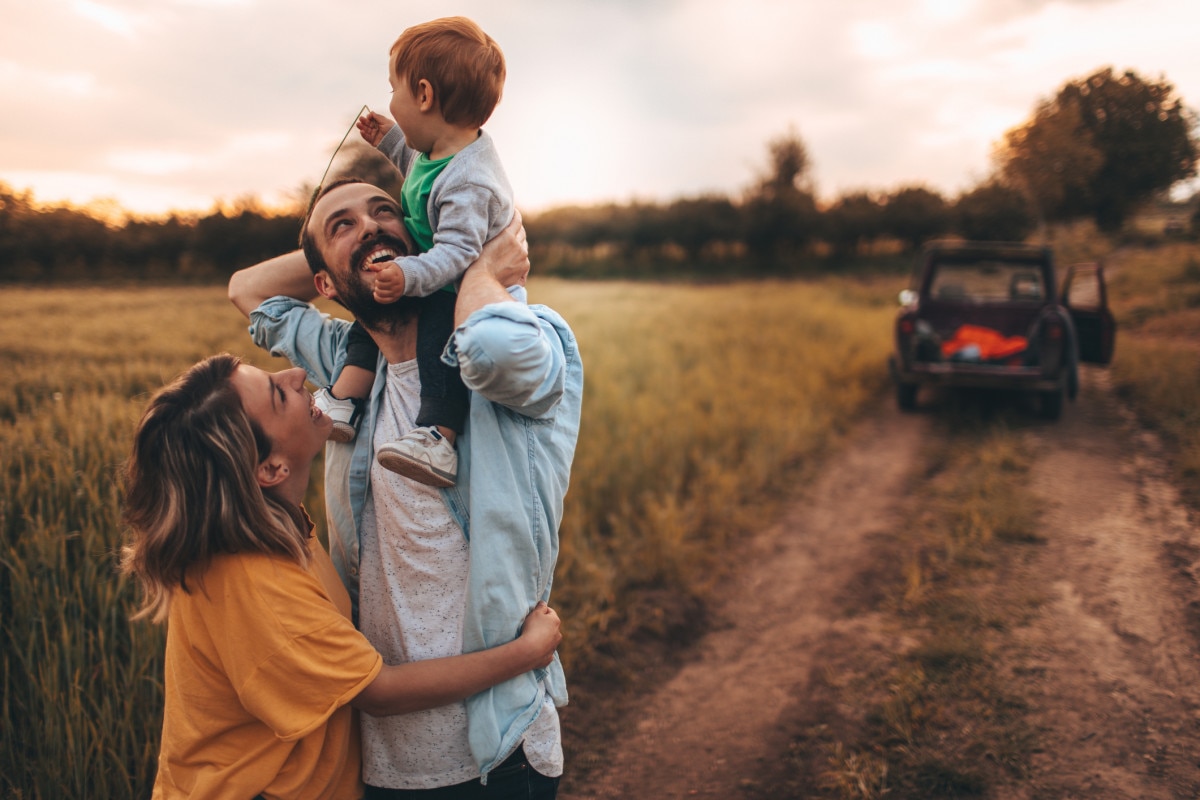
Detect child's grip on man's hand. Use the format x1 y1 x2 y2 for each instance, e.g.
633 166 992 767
356 111 396 148
372 261 406 304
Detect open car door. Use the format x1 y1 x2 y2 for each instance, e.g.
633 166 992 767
1062 262 1116 365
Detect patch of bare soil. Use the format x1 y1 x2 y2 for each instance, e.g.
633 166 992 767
560 406 929 798
558 367 1200 799
988 368 1200 799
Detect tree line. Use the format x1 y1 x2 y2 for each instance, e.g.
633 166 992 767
2 66 1196 284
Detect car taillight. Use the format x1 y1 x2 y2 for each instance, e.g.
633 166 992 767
899 318 915 335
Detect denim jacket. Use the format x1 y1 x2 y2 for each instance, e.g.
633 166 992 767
247 294 583 779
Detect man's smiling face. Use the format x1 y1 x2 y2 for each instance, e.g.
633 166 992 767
308 182 421 328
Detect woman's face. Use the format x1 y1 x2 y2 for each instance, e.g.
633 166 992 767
231 364 332 469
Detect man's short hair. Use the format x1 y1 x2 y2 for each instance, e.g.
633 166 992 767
390 16 505 130
298 177 369 275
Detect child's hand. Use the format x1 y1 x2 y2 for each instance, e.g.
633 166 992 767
357 111 396 147
372 261 405 304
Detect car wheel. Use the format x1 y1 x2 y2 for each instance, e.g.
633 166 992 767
897 382 918 411
1038 387 1063 420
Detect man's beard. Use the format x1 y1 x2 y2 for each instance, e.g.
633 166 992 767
332 233 422 332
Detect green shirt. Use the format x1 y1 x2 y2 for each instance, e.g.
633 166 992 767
402 153 454 254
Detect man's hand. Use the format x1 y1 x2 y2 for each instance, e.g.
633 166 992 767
518 602 562 669
372 261 405 304
455 211 530 325
357 111 396 147
475 210 530 288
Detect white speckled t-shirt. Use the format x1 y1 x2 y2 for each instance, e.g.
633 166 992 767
358 359 561 790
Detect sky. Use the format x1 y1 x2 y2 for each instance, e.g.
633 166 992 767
2 0 1199 218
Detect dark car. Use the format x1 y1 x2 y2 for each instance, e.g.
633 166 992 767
888 241 1116 419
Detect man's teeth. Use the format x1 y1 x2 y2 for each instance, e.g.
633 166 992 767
361 248 397 271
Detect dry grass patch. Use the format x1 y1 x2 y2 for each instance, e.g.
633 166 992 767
0 277 897 798
1106 243 1200 509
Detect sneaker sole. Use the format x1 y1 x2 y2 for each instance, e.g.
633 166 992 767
328 422 356 443
376 449 456 488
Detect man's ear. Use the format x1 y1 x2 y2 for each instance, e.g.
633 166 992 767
256 457 290 489
314 271 338 301
416 79 435 113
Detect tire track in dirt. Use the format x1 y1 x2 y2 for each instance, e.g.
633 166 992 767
561 366 1200 798
561 405 930 799
990 367 1200 799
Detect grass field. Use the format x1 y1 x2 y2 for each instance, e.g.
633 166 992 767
1103 243 1200 508
0 276 897 798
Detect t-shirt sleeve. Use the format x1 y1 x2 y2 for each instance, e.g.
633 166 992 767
208 554 383 742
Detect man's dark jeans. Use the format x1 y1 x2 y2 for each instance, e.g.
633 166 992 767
363 747 559 800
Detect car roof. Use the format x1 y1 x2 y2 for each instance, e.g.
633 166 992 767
921 240 1051 262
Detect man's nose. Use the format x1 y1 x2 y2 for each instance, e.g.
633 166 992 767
359 214 380 239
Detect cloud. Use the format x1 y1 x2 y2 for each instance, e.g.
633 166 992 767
71 0 141 37
1 0 1198 214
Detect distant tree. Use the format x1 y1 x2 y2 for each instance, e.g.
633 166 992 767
19 204 112 282
742 191 819 269
953 182 1036 242
743 128 820 267
0 183 38 279
190 202 301 279
756 126 813 199
525 205 607 248
328 141 405 201
996 67 1199 231
823 191 885 256
116 215 193 280
997 98 1103 226
880 186 951 252
660 195 740 261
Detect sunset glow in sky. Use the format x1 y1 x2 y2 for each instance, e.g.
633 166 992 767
2 0 1199 217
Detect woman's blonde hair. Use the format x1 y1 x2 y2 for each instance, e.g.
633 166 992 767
120 354 309 622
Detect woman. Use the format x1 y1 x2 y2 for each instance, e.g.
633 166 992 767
121 354 562 799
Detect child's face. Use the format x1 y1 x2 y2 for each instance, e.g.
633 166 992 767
388 65 433 153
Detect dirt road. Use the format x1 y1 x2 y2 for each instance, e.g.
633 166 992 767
559 368 1200 799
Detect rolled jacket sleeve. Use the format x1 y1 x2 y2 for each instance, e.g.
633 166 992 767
447 301 567 419
248 296 351 388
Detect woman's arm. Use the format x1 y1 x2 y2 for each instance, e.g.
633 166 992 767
351 602 561 717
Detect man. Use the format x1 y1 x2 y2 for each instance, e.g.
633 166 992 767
228 178 582 798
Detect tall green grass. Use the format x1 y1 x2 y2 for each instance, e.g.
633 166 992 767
0 278 895 798
0 288 287 797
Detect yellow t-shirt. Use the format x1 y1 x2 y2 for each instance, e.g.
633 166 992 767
152 535 383 800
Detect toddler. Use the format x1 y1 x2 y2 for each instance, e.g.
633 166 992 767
316 16 518 488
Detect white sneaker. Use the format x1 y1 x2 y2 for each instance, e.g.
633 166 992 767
314 388 361 443
376 426 458 487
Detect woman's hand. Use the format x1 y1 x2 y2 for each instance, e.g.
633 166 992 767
519 601 562 669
